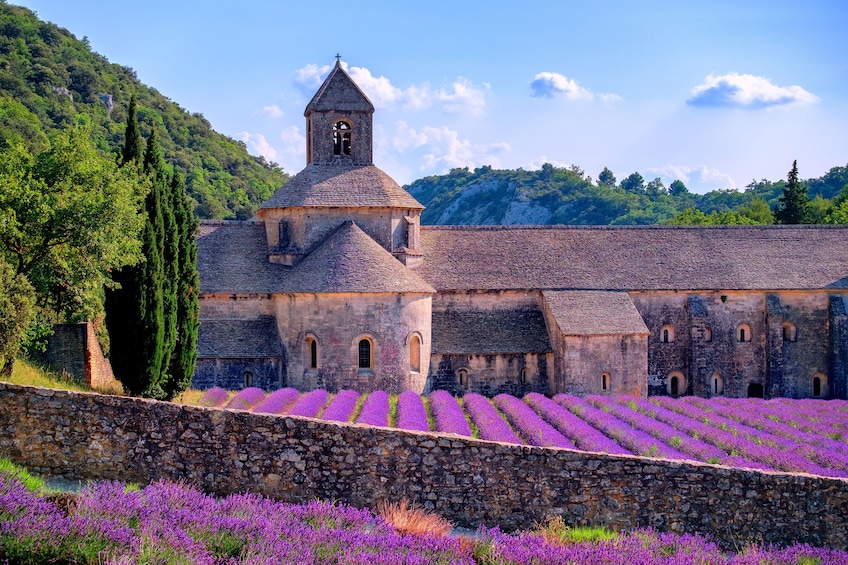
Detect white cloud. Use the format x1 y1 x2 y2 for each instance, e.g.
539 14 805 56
530 72 594 100
261 105 284 119
528 156 569 169
599 93 624 104
279 125 305 157
388 120 509 172
647 164 737 192
687 73 819 109
434 78 489 116
239 132 277 162
292 63 331 94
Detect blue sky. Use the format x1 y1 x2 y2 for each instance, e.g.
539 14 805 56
13 1 848 193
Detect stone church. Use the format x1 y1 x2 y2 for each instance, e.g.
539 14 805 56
194 61 848 400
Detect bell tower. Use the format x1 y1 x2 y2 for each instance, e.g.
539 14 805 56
305 58 375 166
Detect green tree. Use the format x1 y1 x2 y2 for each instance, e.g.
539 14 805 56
669 179 688 196
597 167 616 188
774 160 812 224
0 125 142 320
621 172 645 192
0 257 35 375
121 94 144 167
164 171 199 398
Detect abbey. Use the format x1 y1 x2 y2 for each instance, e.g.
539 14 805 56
194 61 848 400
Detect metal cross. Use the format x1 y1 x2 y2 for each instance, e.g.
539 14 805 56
335 53 341 63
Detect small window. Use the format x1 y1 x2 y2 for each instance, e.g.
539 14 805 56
782 322 797 342
333 120 352 156
520 368 528 385
278 220 291 248
458 369 469 387
747 383 764 398
812 372 827 398
601 372 610 391
358 338 372 370
661 325 675 343
304 337 318 370
409 335 421 372
737 324 752 343
667 371 685 396
703 326 712 342
712 374 724 396
243 371 253 388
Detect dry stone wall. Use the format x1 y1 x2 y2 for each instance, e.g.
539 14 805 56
1 382 847 549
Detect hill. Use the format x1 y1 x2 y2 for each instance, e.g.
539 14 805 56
406 163 848 225
0 2 288 219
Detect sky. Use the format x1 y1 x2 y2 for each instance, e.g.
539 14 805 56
12 1 848 193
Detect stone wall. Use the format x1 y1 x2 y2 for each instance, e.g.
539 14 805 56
36 323 115 389
1 383 846 549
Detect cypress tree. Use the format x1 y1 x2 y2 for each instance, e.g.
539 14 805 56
164 171 199 399
121 94 143 167
775 160 812 224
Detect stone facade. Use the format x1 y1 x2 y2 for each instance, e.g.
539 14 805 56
36 323 115 389
1 383 846 549
193 61 848 400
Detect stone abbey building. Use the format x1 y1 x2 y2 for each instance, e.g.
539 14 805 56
195 61 848 400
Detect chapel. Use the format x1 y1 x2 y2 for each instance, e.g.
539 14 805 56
195 60 848 400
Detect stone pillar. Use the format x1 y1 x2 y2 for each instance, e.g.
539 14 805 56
765 294 785 399
688 296 710 397
829 295 848 400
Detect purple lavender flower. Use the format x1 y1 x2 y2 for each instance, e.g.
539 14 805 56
252 387 300 414
429 390 472 437
286 389 330 418
321 390 361 422
355 390 390 427
198 386 229 407
493 394 576 449
395 390 430 432
225 387 267 411
462 393 523 444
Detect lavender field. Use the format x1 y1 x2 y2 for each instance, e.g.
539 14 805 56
199 388 848 478
2 468 848 564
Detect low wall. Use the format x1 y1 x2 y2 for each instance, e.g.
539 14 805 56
36 323 115 389
1 382 846 549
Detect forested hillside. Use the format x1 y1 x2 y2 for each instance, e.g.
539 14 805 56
0 2 288 219
407 163 848 226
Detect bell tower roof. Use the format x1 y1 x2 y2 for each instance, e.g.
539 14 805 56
305 59 375 115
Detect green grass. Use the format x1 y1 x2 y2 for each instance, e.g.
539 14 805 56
6 357 124 395
535 516 617 545
0 458 47 492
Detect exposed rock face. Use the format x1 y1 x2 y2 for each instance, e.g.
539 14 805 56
51 85 72 100
98 92 113 112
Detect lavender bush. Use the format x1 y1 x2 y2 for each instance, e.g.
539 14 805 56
198 386 229 407
252 387 300 414
462 393 523 444
356 390 390 427
395 390 430 432
321 389 361 422
493 394 576 449
225 387 267 411
429 390 472 436
286 388 330 418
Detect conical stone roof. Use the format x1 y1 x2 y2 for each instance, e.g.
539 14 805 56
277 221 435 294
305 61 374 114
259 164 423 210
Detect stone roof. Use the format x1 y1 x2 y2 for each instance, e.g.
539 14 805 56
197 317 283 358
197 221 285 294
305 61 375 114
542 290 649 336
258 164 423 210
417 225 848 291
431 308 552 354
276 221 435 294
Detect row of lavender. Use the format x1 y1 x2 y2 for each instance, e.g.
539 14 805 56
5 471 847 564
198 387 848 477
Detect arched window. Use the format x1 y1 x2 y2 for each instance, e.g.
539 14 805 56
409 335 421 372
747 383 764 398
601 372 610 391
303 337 318 370
458 369 469 387
737 324 752 343
812 372 827 397
243 371 253 388
358 338 372 370
667 371 685 396
333 120 352 156
520 368 528 385
661 325 675 343
712 373 724 396
782 322 797 342
703 326 712 342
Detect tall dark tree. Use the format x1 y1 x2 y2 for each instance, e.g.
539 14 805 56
669 179 688 196
164 171 199 399
121 94 143 167
621 172 645 192
774 160 812 224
